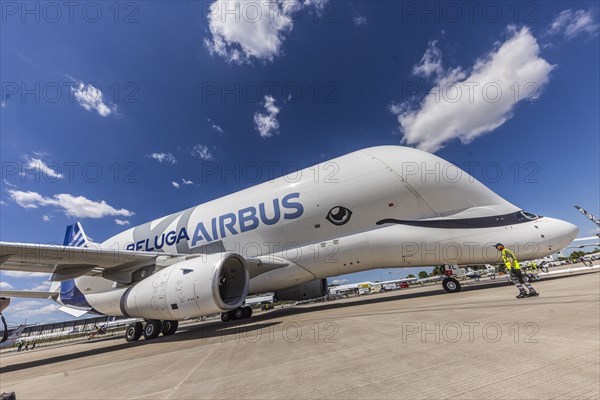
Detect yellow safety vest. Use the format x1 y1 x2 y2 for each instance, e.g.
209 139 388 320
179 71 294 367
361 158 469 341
501 248 521 270
530 262 538 270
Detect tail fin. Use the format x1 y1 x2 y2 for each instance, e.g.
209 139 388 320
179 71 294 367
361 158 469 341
58 223 93 316
574 205 600 228
63 222 90 248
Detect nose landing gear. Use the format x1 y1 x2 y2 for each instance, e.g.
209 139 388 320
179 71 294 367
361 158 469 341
442 277 461 293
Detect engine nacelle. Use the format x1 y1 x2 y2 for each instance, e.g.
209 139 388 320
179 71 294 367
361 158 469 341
89 253 249 320
274 279 328 301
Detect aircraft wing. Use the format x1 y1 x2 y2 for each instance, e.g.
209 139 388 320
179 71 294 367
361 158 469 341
0 241 289 282
566 243 600 249
573 236 600 241
0 290 58 299
0 241 182 281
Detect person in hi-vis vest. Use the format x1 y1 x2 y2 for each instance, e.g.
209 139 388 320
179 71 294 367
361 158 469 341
495 243 539 298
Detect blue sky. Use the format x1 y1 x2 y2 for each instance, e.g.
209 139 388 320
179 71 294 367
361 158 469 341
1 1 598 323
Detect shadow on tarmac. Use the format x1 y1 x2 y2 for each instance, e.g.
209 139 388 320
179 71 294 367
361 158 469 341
1 271 597 373
0 321 280 373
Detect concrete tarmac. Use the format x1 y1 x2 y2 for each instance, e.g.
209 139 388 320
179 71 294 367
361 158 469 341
1 272 599 399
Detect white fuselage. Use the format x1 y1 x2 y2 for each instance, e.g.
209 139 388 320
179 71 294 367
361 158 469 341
67 146 578 312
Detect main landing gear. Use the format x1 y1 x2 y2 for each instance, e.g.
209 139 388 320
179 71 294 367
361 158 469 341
125 319 179 342
439 265 462 293
442 277 461 293
220 306 253 323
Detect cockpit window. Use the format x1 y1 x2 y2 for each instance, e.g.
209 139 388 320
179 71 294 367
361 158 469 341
520 211 539 220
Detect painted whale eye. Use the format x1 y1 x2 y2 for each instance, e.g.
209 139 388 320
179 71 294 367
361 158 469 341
326 206 353 226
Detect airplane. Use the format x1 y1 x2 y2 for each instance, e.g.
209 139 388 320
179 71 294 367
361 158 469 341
87 317 142 339
0 146 579 342
574 205 600 231
0 324 26 349
567 206 600 249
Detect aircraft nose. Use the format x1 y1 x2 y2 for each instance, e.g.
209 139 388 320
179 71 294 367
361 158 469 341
548 218 579 249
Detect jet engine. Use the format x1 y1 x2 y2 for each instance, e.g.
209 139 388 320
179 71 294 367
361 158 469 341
274 279 328 301
89 252 249 320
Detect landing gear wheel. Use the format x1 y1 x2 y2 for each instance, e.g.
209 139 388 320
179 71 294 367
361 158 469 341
234 307 244 320
161 320 179 336
442 277 461 293
125 322 143 342
242 306 253 319
221 312 232 322
143 320 162 340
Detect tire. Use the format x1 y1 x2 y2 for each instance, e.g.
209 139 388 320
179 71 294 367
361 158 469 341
161 320 179 336
242 306 253 319
125 322 143 342
143 320 162 340
221 312 231 323
442 278 461 293
234 307 244 320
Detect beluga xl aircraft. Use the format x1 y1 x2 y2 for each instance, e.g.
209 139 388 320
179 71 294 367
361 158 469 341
0 146 578 342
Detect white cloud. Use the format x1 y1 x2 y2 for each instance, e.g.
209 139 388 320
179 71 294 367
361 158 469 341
171 181 180 189
0 200 6 205
28 281 51 291
548 9 599 40
147 152 177 164
208 119 225 134
22 156 64 179
353 15 367 26
8 189 134 219
191 144 214 161
390 27 554 153
115 219 130 226
331 279 349 285
70 80 116 117
182 178 194 185
2 178 16 188
205 0 293 63
413 40 443 79
42 215 50 222
8 300 60 318
204 0 327 63
254 95 281 138
0 281 15 289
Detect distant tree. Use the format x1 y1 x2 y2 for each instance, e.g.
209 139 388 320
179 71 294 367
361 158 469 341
570 251 586 260
407 274 415 278
418 271 429 279
432 266 443 276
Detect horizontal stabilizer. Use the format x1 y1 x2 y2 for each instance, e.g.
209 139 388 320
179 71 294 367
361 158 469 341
59 305 89 317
